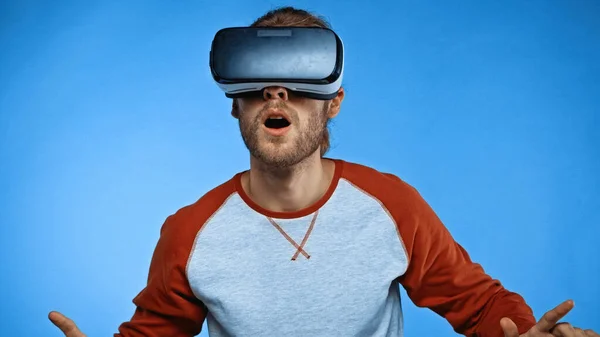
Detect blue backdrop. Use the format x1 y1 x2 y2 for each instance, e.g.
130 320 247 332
1 0 598 335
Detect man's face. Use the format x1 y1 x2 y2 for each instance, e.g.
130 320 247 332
235 87 332 168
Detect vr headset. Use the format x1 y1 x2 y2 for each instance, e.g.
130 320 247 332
209 26 344 100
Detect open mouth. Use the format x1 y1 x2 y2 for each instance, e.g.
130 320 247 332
264 116 291 129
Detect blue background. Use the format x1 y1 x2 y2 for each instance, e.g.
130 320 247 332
1 0 598 335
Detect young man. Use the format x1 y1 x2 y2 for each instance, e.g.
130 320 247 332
49 7 598 337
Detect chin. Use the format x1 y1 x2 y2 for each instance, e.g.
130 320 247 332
253 147 304 168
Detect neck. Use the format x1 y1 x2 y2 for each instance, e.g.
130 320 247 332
242 153 335 213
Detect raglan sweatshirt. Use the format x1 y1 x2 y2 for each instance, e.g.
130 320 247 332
115 159 536 337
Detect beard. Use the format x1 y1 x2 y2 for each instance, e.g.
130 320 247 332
238 100 329 169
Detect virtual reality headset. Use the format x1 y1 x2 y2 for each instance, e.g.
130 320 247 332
209 26 344 100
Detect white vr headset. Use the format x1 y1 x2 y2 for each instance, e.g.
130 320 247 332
209 26 344 100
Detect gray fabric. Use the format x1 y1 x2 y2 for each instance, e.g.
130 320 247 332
187 179 409 337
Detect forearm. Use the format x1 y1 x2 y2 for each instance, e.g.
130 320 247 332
387 178 537 336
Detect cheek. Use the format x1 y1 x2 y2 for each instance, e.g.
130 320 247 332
240 114 259 130
315 102 330 122
295 102 328 126
237 107 260 125
237 99 261 115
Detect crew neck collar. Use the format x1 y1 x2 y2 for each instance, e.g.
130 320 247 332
233 158 345 219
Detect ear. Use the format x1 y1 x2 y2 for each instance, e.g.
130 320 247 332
327 87 345 119
231 99 240 119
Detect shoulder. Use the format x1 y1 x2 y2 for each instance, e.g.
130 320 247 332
338 159 441 236
338 159 449 258
158 174 239 250
339 159 425 212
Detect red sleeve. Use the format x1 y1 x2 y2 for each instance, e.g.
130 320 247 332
388 174 536 336
114 180 236 337
341 162 536 337
114 214 207 337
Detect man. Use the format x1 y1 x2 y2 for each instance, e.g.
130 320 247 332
49 6 598 337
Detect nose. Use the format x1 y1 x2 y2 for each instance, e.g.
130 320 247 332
263 86 289 101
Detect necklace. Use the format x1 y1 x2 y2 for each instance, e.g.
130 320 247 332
267 210 319 261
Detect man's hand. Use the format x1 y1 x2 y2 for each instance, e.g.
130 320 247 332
500 300 599 337
48 311 86 337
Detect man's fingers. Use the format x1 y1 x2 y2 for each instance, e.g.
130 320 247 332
536 300 575 332
574 328 589 337
500 317 520 337
48 311 85 337
584 329 600 337
550 322 576 337
549 323 600 337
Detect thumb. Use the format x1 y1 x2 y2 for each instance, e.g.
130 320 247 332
48 311 86 337
501 317 521 337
